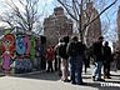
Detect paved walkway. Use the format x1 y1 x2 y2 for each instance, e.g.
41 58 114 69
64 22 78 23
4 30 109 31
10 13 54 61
0 65 120 90
0 70 120 90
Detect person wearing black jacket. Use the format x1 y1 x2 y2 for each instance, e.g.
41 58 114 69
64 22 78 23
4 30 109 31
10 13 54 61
92 36 105 81
67 36 86 85
59 36 70 82
103 41 112 79
54 38 64 76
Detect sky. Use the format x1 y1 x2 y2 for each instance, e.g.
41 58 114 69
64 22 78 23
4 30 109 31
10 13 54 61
0 0 56 14
99 0 120 42
0 0 120 44
0 0 57 28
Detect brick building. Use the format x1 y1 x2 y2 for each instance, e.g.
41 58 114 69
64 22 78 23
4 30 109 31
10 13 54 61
114 6 120 52
84 2 102 47
117 7 120 46
44 7 73 45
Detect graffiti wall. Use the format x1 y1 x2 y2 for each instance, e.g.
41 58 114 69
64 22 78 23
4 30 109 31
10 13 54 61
0 33 46 74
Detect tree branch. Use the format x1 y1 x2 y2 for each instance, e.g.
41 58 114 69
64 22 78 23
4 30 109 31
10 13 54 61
57 0 79 21
83 0 118 31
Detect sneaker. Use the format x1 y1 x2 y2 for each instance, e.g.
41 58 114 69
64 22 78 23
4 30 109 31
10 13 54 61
106 76 111 79
46 70 50 72
64 79 71 82
51 70 54 72
104 75 107 79
58 72 62 76
92 76 95 81
71 81 76 85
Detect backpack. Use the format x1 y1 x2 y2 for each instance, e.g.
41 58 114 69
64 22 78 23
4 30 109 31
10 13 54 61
59 43 68 59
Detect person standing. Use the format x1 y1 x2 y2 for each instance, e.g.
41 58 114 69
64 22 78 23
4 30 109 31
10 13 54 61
92 36 105 81
59 36 69 82
46 46 55 72
67 36 86 85
103 41 112 79
83 46 90 73
54 38 64 76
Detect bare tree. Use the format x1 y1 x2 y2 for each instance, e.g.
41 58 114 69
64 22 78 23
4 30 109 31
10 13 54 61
117 6 120 40
57 0 118 43
0 0 44 33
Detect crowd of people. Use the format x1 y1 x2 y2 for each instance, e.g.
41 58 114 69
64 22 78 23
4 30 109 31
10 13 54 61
45 35 119 85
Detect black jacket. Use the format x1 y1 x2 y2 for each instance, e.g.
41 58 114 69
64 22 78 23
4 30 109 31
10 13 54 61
104 45 112 62
59 43 69 59
67 41 85 56
93 41 104 61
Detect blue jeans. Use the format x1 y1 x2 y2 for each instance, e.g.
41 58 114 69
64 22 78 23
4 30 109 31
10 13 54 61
69 55 83 85
93 61 103 80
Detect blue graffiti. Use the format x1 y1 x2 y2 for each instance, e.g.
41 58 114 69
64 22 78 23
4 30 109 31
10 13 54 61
16 35 26 55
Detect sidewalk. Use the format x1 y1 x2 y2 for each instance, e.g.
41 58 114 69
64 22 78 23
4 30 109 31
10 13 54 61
1 65 120 79
0 73 4 76
11 70 46 77
0 70 46 77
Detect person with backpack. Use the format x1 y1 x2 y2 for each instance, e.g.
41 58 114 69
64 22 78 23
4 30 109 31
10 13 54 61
59 36 70 82
54 38 64 76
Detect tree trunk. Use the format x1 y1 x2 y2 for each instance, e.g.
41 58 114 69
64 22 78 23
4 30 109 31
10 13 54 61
79 0 84 43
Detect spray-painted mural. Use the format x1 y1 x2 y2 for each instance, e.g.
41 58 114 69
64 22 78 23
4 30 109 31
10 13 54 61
16 34 26 55
0 34 15 74
0 33 46 74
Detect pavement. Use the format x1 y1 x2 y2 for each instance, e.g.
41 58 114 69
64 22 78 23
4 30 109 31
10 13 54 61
0 67 120 90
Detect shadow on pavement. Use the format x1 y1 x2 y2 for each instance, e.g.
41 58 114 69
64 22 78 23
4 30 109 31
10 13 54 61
10 71 120 90
83 75 120 80
13 71 61 81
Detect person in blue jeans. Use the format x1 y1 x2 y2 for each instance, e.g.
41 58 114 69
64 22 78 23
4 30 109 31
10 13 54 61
67 36 86 85
92 36 105 81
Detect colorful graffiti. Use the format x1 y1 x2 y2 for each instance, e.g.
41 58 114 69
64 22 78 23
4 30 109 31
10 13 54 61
30 36 36 60
24 35 31 56
0 34 15 74
2 34 15 56
0 33 46 74
16 34 26 55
